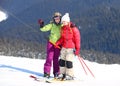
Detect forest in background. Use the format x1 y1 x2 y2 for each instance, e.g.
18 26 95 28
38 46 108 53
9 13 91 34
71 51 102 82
0 0 120 64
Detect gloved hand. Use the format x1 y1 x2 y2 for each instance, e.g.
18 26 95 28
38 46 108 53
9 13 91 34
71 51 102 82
55 45 60 49
55 43 60 49
55 42 61 49
38 19 44 28
74 50 79 56
70 22 76 28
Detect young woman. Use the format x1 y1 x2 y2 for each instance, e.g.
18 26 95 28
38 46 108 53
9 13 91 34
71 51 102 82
39 12 62 78
56 13 81 80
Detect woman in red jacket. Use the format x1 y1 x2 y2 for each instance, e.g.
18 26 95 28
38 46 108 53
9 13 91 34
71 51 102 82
56 13 81 80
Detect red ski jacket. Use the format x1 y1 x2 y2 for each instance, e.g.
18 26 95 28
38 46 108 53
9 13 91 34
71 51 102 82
56 25 81 54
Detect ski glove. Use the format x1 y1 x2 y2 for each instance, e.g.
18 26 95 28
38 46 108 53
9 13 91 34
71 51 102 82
38 19 44 28
70 22 76 28
54 45 61 49
74 50 79 56
55 43 61 49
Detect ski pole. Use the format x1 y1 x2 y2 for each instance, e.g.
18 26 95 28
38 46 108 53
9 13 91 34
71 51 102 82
78 55 95 78
78 56 87 75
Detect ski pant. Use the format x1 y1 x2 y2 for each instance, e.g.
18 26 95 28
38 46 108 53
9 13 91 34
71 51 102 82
59 47 75 77
44 41 60 75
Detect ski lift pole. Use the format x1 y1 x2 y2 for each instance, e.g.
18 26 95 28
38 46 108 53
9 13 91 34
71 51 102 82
78 55 95 78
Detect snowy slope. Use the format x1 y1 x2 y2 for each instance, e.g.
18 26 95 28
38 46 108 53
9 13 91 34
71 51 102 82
0 55 120 86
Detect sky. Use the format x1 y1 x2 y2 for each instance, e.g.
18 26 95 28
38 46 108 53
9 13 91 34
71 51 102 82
0 55 120 86
0 10 8 22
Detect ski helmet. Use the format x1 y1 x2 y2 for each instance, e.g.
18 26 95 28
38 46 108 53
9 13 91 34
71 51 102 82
53 12 62 18
52 12 62 25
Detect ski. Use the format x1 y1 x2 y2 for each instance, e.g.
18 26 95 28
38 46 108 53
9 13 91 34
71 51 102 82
45 78 83 83
29 75 82 83
29 75 52 83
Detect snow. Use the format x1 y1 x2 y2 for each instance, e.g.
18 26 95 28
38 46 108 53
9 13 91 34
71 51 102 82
0 55 120 86
0 11 8 22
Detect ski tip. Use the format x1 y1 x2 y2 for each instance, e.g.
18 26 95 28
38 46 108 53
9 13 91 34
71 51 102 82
46 80 51 83
29 75 36 78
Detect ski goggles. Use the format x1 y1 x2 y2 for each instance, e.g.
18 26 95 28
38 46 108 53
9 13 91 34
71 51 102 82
53 16 61 20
